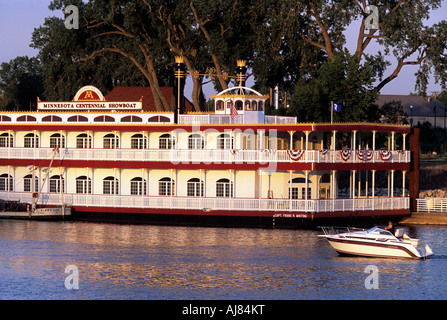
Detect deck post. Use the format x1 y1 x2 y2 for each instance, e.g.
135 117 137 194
409 127 420 212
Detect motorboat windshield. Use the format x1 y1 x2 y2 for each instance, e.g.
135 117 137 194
367 227 394 237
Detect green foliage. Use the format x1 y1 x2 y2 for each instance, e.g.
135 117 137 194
10 0 446 116
290 50 379 123
380 100 408 124
0 56 44 111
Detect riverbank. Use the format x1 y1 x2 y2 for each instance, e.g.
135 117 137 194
400 212 447 226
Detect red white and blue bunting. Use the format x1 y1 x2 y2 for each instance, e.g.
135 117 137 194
379 150 392 161
356 150 374 161
230 149 239 156
287 149 305 161
340 150 352 161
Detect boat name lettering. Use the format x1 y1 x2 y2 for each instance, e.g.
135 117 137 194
38 102 142 110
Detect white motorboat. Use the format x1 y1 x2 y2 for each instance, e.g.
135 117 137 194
319 226 433 259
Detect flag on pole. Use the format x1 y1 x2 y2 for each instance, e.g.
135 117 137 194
230 100 238 119
332 101 342 113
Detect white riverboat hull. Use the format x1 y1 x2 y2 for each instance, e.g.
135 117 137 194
0 206 71 220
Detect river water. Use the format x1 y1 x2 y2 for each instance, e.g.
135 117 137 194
0 219 446 300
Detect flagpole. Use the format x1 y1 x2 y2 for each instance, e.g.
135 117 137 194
331 101 333 124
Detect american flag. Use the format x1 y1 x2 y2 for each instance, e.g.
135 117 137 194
229 101 238 119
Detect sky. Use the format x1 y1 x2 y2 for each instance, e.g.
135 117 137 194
0 0 445 100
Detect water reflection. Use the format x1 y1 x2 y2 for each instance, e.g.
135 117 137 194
0 220 446 299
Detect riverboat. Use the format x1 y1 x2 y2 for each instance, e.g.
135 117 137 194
0 58 418 228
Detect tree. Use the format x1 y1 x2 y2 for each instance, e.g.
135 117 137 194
0 56 44 111
297 0 447 94
380 100 407 124
31 14 150 102
290 50 379 123
438 90 447 106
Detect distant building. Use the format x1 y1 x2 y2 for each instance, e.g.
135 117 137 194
106 86 194 112
376 94 447 127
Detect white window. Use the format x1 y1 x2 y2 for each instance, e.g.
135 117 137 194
24 133 38 148
0 174 13 191
0 133 13 147
49 175 64 193
216 178 233 197
188 134 204 149
50 133 65 148
130 177 146 195
103 134 119 149
24 174 38 192
76 176 91 194
131 134 147 149
76 134 92 149
217 134 233 149
187 178 203 197
159 177 174 196
159 134 175 149
103 176 119 194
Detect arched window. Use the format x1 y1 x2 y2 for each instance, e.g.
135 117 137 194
103 176 119 194
50 133 65 148
131 134 147 149
94 115 115 122
159 177 174 196
0 132 13 147
17 115 36 122
0 115 11 121
245 100 251 111
252 100 258 111
24 174 38 192
258 101 264 111
216 100 224 111
131 177 147 195
103 133 119 149
76 176 91 194
0 174 13 191
216 178 233 197
148 115 171 122
235 100 243 111
188 134 204 149
42 115 62 122
159 134 175 149
288 177 311 200
68 115 88 122
217 133 233 149
187 178 203 197
49 175 64 193
76 133 92 149
24 133 38 148
121 115 142 122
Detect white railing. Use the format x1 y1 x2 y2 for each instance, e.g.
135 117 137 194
0 148 410 164
416 198 447 213
264 115 297 124
178 114 297 124
0 191 409 213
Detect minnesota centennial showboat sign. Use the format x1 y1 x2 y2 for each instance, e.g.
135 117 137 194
37 85 143 111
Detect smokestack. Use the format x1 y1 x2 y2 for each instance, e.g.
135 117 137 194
236 60 247 87
174 56 186 124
